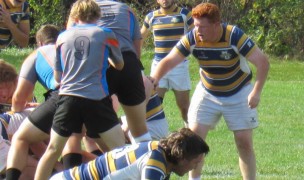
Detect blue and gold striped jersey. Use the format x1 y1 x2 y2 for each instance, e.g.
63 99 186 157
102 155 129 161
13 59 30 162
143 5 193 61
146 90 165 122
0 1 30 49
55 141 170 180
175 24 256 96
0 113 11 140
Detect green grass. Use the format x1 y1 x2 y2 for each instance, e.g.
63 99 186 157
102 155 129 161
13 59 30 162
1 48 304 179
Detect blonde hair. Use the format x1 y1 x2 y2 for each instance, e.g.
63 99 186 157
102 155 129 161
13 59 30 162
69 0 101 23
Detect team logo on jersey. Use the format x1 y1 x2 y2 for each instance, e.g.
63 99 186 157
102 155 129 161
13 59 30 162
153 19 163 25
194 50 208 59
220 51 232 60
171 17 180 23
246 41 253 48
250 117 257 123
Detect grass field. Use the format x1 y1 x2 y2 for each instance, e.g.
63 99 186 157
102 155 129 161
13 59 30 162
1 47 304 179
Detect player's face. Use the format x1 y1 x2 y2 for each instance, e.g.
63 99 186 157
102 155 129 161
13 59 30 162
157 0 174 9
0 82 15 103
173 154 204 176
194 17 219 43
9 0 26 7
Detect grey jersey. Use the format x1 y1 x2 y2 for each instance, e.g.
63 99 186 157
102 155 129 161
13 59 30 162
55 24 123 100
19 45 57 90
95 0 141 53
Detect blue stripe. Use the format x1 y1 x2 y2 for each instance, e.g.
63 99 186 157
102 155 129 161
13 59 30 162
154 28 184 36
101 48 109 95
202 74 252 97
154 52 168 60
147 112 165 122
129 11 135 39
35 52 56 90
155 40 179 48
201 68 244 86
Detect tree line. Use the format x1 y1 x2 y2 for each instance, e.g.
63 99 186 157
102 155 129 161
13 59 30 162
28 0 304 60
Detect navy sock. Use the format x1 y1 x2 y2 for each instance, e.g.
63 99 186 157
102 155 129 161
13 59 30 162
6 168 21 180
62 153 82 169
91 149 103 156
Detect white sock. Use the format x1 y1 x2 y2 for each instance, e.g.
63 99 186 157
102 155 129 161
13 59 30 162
188 177 201 180
133 132 152 143
184 121 189 128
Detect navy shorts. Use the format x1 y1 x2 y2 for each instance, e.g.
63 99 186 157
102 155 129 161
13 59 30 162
107 51 145 106
52 95 119 138
28 90 59 134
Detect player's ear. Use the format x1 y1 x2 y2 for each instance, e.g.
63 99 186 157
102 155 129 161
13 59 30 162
37 41 42 47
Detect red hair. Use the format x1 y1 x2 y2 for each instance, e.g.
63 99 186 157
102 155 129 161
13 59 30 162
192 3 221 23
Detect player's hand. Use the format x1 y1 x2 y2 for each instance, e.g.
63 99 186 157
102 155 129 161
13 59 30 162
248 90 260 109
120 119 131 144
146 76 158 90
25 102 40 108
0 7 12 26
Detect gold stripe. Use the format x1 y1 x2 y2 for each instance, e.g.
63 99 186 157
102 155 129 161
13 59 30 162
0 34 10 39
127 150 137 163
180 36 190 50
196 41 230 48
0 117 9 130
154 35 183 41
150 141 159 150
107 152 116 173
237 34 248 49
155 47 172 53
201 73 249 91
146 106 162 119
225 25 233 42
88 160 99 179
147 159 166 173
153 23 185 29
71 167 80 180
188 24 194 30
198 57 238 67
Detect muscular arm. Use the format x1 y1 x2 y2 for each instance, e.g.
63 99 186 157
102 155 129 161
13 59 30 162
247 47 270 108
12 78 34 112
150 49 186 87
140 26 150 48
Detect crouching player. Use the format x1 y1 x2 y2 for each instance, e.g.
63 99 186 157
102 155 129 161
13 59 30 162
51 128 209 180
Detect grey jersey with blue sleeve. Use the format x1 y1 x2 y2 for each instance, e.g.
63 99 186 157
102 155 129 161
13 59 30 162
55 24 123 100
19 45 57 90
95 0 141 53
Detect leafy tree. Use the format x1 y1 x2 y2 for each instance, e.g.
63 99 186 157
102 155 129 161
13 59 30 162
237 0 304 59
27 0 304 60
28 0 66 35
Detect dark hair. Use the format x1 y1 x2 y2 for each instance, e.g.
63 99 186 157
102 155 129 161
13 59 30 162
0 59 18 83
36 24 60 45
192 3 221 23
159 128 209 164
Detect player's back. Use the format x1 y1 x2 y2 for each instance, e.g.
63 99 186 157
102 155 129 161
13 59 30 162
51 141 161 180
56 25 115 100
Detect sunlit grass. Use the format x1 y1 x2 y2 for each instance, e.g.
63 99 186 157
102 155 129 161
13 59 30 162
1 47 304 179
